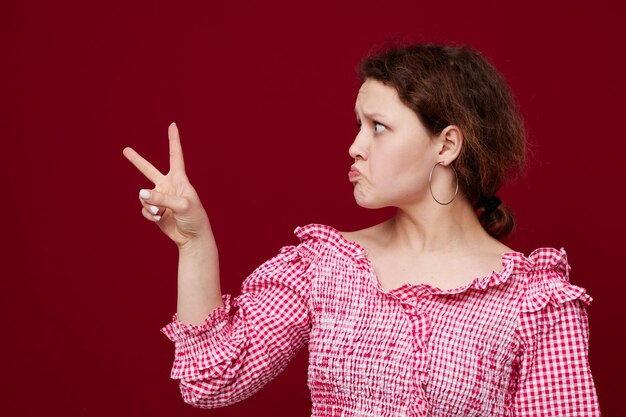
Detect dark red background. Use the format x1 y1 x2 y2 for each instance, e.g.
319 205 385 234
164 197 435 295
2 0 624 415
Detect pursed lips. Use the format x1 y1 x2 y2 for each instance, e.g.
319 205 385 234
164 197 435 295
349 165 361 182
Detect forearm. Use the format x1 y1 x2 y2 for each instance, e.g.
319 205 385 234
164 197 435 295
176 228 223 325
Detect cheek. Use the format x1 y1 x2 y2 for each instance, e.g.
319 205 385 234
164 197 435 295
371 145 426 185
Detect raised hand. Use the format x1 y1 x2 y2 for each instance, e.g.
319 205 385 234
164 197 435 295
123 123 212 249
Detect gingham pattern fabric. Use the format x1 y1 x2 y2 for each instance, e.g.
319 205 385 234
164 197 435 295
161 224 600 416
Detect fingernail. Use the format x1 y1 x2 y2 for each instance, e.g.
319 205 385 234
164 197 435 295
139 189 151 199
149 205 159 215
153 215 161 221
172 122 176 126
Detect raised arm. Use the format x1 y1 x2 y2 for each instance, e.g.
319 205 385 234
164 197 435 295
124 124 317 408
123 122 222 324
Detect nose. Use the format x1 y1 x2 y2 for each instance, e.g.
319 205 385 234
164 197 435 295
349 130 368 160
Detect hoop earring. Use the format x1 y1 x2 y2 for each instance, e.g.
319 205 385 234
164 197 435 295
429 162 459 205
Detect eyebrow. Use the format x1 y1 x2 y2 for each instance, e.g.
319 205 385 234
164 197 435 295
354 109 387 120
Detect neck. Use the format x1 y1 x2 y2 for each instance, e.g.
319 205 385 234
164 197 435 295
386 195 489 253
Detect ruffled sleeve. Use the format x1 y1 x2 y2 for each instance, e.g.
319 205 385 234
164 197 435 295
159 235 322 408
514 248 601 416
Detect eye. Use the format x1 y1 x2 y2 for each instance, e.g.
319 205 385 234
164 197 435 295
374 122 386 133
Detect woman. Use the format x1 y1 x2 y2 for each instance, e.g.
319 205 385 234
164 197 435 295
123 44 600 416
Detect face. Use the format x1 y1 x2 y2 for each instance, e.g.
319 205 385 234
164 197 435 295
349 79 441 209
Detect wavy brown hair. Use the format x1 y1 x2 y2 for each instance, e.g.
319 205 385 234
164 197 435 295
358 44 526 239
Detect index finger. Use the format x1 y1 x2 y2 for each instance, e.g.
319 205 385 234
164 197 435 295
122 147 165 184
168 123 186 174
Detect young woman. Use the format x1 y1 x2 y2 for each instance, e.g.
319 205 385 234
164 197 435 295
123 44 600 416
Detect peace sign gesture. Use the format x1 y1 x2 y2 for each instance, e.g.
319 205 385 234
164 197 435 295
123 123 212 249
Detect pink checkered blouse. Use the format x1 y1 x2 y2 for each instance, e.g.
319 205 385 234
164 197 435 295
161 224 600 416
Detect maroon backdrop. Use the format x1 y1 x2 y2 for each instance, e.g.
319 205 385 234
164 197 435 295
2 0 624 415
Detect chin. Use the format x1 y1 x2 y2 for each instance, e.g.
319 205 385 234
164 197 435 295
353 182 405 209
353 193 388 210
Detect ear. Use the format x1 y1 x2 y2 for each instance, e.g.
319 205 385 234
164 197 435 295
436 125 464 164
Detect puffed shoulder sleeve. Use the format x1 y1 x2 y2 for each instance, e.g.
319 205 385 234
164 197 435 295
159 235 323 409
514 248 601 416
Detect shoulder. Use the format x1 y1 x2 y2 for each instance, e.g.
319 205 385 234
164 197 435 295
514 247 593 313
293 223 375 261
339 221 389 249
513 248 595 352
294 221 388 261
306 220 394 254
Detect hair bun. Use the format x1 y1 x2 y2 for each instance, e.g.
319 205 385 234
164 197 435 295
480 195 502 214
478 200 515 239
